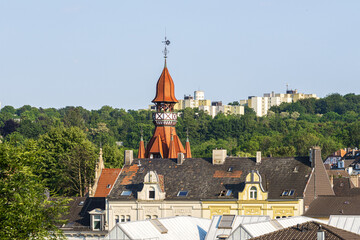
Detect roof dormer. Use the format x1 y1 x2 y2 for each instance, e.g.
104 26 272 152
137 171 166 201
239 170 268 201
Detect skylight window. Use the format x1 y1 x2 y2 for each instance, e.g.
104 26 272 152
121 190 132 196
226 190 232 196
218 215 235 229
289 190 295 196
227 167 233 172
177 191 188 197
281 190 289 196
106 184 111 188
78 201 84 206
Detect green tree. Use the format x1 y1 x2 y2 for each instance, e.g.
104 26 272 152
0 142 68 239
37 126 97 196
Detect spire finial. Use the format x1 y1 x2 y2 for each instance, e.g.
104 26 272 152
162 35 170 59
140 127 144 141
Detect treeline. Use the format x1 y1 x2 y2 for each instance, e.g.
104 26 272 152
0 93 360 196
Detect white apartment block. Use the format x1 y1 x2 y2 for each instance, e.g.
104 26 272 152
241 90 318 117
173 91 244 117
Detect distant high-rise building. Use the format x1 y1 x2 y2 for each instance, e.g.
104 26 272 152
240 89 318 117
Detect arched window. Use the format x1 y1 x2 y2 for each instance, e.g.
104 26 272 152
146 215 151 220
249 186 257 199
153 215 158 219
149 187 155 199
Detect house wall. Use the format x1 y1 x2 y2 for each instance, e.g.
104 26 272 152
108 200 202 230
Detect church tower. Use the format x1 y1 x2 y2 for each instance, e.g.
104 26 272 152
141 38 189 159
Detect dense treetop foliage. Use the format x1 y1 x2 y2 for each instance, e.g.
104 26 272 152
0 93 359 194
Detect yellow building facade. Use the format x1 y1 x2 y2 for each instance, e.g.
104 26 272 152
202 171 303 219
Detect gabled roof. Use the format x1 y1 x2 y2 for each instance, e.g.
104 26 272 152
108 157 312 201
107 216 210 240
94 168 121 197
251 221 360 240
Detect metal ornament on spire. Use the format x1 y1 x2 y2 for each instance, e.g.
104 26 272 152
162 36 171 58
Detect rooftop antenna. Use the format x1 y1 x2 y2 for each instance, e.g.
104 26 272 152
162 30 170 59
286 83 289 92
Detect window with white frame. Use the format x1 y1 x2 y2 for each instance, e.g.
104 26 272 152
115 215 119 224
249 186 257 199
121 215 125 222
126 215 131 222
93 215 101 230
146 215 151 220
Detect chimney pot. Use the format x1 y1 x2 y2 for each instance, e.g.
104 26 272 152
124 150 134 165
177 153 185 165
256 151 261 164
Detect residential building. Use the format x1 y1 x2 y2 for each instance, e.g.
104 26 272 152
240 89 319 117
105 146 333 230
59 197 107 240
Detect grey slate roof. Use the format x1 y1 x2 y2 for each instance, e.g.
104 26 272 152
304 195 360 218
109 157 312 201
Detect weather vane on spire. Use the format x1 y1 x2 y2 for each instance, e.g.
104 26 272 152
162 36 170 58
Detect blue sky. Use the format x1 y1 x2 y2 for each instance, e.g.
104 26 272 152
1 1 359 110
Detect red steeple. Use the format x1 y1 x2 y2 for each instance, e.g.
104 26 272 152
144 38 189 159
152 60 178 103
185 132 192 158
138 135 145 159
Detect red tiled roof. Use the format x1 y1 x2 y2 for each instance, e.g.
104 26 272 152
94 168 121 197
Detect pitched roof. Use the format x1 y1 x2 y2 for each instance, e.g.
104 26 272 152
304 195 360 218
328 215 360 235
59 197 105 232
108 157 312 200
94 168 121 197
251 221 360 240
332 178 356 196
108 216 210 240
235 216 323 238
